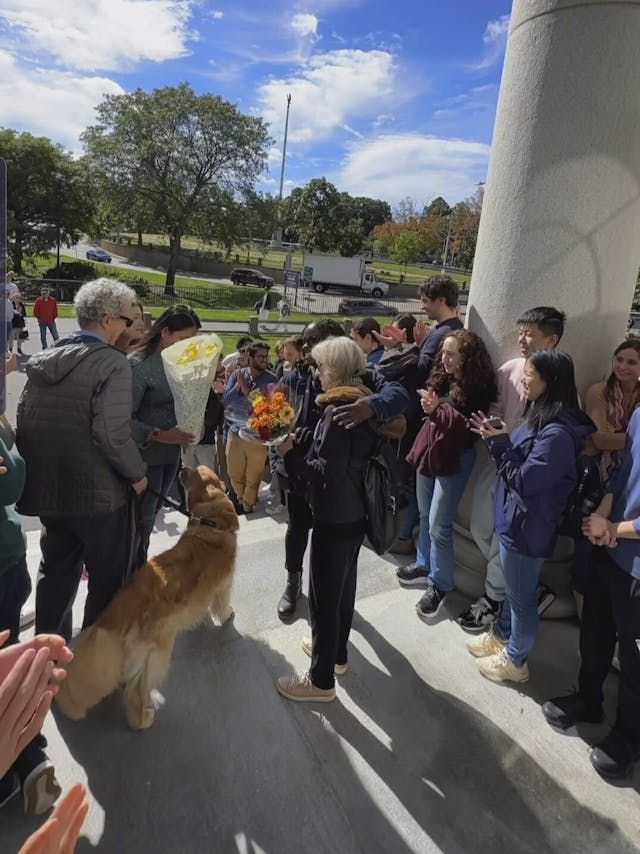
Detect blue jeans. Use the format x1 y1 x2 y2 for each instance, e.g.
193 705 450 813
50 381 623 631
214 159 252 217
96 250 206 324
416 447 475 592
38 320 58 348
4 321 12 354
495 543 544 666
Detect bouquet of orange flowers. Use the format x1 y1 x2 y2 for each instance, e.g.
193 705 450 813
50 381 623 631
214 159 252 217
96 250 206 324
241 387 297 445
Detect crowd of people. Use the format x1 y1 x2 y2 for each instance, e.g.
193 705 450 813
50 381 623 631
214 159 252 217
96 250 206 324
1 271 639 847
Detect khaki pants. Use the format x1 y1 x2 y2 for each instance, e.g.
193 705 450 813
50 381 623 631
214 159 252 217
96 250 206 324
226 432 268 509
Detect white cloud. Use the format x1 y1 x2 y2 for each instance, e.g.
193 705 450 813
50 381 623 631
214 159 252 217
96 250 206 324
335 134 490 205
211 9 224 19
469 14 510 71
0 51 123 152
257 49 397 144
291 12 318 38
484 15 510 45
0 0 194 72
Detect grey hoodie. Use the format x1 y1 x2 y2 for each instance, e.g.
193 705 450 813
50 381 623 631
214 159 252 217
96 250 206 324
16 334 146 518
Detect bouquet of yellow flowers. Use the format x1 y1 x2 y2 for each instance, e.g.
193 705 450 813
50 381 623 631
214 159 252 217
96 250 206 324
161 333 223 442
241 386 297 445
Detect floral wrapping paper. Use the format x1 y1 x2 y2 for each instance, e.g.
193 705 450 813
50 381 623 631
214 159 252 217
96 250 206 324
161 332 223 442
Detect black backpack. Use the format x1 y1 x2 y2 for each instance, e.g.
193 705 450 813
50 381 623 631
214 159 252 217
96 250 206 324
363 437 397 555
558 454 604 539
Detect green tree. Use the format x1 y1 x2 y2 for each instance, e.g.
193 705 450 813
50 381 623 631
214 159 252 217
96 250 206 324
286 177 347 252
392 230 422 269
0 129 95 273
82 82 271 294
423 196 451 219
449 185 483 268
349 196 391 237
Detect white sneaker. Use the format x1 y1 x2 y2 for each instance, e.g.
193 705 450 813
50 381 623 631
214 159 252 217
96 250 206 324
22 761 62 817
19 606 35 630
301 636 348 675
265 502 286 516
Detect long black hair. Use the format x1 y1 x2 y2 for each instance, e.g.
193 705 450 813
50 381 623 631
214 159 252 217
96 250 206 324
525 350 580 431
136 304 201 358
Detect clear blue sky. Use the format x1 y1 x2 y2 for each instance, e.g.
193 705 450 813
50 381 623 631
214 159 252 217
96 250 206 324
0 0 512 208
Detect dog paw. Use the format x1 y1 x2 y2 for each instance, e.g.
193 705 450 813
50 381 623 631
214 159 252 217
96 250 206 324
209 605 234 625
127 705 156 731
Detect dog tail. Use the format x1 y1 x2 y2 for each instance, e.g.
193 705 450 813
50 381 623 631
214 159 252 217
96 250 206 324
55 625 125 721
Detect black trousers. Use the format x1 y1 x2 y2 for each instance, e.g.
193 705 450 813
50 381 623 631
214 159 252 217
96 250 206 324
579 547 640 745
284 491 313 575
309 520 364 690
36 505 132 641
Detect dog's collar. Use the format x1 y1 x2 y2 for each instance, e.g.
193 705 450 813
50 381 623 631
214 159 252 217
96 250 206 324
189 514 218 529
146 486 219 530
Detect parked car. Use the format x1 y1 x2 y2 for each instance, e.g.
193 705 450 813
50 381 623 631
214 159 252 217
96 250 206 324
338 298 397 316
230 267 274 289
86 248 112 263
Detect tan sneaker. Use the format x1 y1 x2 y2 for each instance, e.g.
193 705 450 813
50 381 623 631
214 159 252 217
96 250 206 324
477 649 529 684
465 629 507 658
301 637 348 675
276 672 336 703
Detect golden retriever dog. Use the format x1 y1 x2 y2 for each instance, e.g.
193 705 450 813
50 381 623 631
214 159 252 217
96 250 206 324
55 466 238 730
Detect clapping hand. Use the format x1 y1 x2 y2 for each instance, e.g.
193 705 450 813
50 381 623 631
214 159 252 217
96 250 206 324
413 320 429 348
372 327 405 350
470 411 508 439
0 455 6 476
417 387 440 415
18 783 88 854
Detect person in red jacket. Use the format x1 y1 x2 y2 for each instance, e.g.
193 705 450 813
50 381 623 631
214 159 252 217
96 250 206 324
32 290 59 350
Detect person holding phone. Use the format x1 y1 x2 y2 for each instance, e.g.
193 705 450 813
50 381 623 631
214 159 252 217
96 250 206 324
468 350 594 683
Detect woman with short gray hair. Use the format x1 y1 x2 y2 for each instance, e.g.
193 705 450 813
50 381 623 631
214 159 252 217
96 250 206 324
275 337 404 702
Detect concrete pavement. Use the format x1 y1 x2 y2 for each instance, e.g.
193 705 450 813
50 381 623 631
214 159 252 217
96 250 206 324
2 503 640 853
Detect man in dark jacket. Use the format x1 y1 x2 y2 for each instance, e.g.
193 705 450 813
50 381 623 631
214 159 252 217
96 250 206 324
276 319 409 622
16 278 147 640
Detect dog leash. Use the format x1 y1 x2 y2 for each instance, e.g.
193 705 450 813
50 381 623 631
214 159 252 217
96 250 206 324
145 486 218 529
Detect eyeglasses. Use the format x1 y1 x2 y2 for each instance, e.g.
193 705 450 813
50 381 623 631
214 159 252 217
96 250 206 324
119 315 135 328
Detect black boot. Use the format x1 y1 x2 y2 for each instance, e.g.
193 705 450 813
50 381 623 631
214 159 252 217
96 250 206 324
278 572 301 623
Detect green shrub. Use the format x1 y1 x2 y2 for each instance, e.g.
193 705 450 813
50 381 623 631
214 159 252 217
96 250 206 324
43 261 95 281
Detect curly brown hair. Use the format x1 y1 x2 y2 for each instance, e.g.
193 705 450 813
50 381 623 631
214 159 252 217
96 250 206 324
427 329 497 414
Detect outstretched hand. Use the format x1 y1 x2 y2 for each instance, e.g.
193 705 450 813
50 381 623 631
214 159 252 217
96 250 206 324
18 783 88 854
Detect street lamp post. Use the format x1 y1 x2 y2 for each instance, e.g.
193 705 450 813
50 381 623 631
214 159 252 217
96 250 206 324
441 217 452 274
271 93 292 249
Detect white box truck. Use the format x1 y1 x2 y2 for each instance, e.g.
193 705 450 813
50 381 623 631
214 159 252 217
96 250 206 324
303 253 388 298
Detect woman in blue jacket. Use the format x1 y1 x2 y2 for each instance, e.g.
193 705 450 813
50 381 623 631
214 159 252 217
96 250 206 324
469 350 594 684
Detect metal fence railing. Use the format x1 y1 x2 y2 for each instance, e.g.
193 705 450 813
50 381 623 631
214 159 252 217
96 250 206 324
14 277 426 319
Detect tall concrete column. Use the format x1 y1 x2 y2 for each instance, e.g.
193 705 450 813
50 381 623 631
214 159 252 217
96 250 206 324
467 0 640 388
